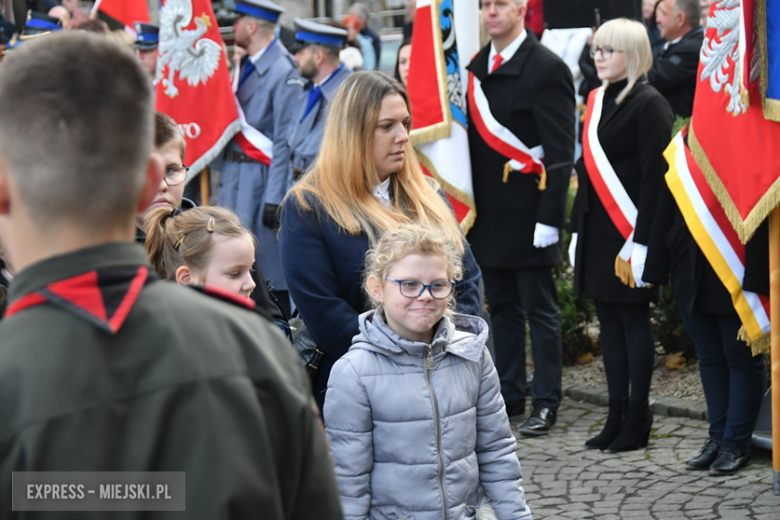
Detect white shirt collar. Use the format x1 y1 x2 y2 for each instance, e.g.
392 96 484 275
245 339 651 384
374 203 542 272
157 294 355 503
2 268 12 282
488 30 527 73
663 35 684 51
249 39 274 64
373 176 392 208
314 69 336 90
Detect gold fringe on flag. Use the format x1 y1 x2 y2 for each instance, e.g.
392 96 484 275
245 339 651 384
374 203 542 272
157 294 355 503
737 326 772 356
688 122 780 244
615 255 636 288
502 162 547 191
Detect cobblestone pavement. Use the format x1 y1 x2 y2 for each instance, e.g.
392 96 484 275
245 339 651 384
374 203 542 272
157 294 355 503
513 397 778 520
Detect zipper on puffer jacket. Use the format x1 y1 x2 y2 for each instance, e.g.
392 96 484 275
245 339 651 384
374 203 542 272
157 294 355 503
425 345 449 520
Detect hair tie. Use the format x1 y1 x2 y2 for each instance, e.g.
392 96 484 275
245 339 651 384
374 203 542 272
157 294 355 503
206 216 215 233
173 234 186 251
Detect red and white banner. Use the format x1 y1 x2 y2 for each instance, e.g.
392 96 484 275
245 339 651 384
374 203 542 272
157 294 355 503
407 0 476 232
155 0 240 183
582 86 638 284
93 0 149 29
664 0 780 353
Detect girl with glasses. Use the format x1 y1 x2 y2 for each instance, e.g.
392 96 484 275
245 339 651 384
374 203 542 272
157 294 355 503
569 19 674 452
324 223 531 520
279 72 481 412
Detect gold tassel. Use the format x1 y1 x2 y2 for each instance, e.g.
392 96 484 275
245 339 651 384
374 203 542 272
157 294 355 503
737 326 772 356
614 255 636 288
502 162 512 183
537 170 547 191
502 162 546 191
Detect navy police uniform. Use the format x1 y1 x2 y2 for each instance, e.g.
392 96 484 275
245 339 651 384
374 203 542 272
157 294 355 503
286 19 352 184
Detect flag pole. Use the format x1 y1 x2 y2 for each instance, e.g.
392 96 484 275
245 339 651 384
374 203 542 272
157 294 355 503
200 167 210 206
770 206 780 495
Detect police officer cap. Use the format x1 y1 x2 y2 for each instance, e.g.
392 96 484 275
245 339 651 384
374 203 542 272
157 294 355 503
20 10 63 40
133 22 159 51
233 0 285 24
291 18 347 53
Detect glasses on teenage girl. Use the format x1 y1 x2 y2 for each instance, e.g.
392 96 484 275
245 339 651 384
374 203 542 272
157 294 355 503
164 165 190 186
385 278 456 299
590 46 624 59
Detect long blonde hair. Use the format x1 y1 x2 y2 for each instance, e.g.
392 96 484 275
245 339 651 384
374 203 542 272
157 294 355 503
284 71 464 250
593 18 653 104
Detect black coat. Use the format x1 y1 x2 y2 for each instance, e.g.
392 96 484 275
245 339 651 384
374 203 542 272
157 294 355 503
570 80 674 302
466 30 576 268
644 181 769 315
647 27 704 118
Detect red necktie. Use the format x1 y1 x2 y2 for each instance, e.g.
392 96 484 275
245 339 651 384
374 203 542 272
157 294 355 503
491 54 503 73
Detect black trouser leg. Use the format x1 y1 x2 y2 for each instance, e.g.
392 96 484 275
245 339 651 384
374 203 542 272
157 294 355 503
482 267 527 411
594 301 655 404
679 308 766 452
515 267 563 411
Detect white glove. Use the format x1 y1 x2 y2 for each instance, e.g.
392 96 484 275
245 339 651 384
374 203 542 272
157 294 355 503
631 243 649 288
568 233 578 268
533 223 560 249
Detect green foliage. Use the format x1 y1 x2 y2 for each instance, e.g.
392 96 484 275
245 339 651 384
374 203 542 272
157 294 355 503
555 267 597 366
556 186 598 366
672 116 691 137
649 285 696 359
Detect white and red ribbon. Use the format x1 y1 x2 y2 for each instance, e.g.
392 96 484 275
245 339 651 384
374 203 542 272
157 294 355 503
467 72 545 174
582 86 637 263
231 63 273 166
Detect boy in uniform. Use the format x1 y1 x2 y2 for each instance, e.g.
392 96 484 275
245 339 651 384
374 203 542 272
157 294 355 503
0 32 341 519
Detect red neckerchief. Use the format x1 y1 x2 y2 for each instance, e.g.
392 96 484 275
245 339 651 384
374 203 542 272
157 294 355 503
4 266 155 334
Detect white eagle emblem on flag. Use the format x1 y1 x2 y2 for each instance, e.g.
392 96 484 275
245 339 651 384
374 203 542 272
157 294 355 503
699 0 756 115
157 0 222 99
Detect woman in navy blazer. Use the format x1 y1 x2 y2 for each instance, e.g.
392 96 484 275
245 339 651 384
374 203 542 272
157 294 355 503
279 72 481 411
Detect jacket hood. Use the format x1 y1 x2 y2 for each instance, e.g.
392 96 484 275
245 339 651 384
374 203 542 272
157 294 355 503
351 309 488 363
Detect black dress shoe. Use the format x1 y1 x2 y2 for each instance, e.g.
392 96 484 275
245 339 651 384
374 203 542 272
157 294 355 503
685 438 721 470
505 405 526 422
709 447 751 476
518 407 556 437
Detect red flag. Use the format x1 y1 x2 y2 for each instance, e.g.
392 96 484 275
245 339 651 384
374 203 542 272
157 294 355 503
155 0 239 182
95 0 150 27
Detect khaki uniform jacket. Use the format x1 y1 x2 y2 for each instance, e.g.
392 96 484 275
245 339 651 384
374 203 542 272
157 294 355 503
0 242 342 520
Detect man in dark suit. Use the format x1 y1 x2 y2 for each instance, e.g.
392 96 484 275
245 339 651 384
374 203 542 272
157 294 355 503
466 0 575 436
649 0 704 118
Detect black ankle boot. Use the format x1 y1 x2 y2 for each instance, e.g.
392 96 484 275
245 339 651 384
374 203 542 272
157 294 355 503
585 397 628 449
607 400 653 452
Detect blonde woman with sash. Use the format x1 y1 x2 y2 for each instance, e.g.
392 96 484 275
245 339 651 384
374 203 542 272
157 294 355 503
279 71 481 412
569 19 673 452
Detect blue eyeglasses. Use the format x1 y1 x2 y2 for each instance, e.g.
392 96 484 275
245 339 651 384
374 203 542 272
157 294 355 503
385 278 456 299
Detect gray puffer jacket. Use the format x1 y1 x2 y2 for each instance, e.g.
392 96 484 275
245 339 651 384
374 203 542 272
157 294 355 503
324 310 532 520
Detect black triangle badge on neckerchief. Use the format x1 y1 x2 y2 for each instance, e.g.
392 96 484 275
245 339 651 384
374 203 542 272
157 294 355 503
4 266 156 334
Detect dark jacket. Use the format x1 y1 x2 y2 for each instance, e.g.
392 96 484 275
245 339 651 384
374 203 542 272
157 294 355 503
570 79 674 302
644 182 769 315
647 27 704 118
0 242 342 519
466 30 576 268
279 192 482 389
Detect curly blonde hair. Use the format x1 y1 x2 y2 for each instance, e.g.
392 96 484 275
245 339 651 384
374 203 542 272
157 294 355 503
364 223 463 312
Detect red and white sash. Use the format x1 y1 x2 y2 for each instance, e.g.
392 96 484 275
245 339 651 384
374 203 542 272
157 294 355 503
467 72 546 189
582 86 639 286
232 63 273 166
